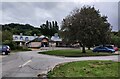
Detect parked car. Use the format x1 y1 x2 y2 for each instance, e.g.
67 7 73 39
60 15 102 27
105 45 118 51
93 46 115 53
0 45 11 55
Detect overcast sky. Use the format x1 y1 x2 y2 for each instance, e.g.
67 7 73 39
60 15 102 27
0 0 119 31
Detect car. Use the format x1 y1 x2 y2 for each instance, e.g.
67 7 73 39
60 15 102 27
93 46 115 53
0 45 11 55
105 45 119 51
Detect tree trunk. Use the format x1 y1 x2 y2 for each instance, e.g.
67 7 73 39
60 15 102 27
82 45 86 53
88 47 91 50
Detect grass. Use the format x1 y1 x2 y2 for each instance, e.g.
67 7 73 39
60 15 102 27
12 47 32 53
47 60 120 77
38 49 118 57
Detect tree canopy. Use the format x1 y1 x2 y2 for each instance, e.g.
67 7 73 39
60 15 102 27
40 20 59 37
61 6 111 53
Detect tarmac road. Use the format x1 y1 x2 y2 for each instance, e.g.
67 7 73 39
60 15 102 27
0 48 119 78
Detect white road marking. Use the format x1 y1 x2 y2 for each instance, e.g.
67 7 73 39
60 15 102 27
19 60 32 68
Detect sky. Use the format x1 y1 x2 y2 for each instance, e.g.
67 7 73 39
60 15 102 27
0 0 119 31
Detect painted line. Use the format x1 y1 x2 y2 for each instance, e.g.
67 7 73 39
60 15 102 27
19 60 32 68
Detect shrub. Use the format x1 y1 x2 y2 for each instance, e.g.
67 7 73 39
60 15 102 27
3 40 31 51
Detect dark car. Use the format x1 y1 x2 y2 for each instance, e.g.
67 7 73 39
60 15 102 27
0 45 11 55
93 46 115 53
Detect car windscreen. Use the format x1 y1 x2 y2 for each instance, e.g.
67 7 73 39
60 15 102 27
106 46 113 49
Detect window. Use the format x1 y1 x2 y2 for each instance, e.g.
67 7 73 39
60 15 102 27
20 36 23 40
25 37 29 41
15 36 18 40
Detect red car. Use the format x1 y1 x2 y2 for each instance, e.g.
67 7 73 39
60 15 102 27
114 46 119 51
106 45 118 51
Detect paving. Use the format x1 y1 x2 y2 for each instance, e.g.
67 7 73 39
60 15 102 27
0 47 119 78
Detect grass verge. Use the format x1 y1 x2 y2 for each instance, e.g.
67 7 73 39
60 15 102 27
47 60 119 77
38 49 118 57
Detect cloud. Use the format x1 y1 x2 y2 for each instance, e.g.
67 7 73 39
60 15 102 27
0 2 119 31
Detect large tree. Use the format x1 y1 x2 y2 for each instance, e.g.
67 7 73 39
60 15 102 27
40 20 59 37
61 6 111 53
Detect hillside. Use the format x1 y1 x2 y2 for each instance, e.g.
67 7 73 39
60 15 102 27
2 23 41 36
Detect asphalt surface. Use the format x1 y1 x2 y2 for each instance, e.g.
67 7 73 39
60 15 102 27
0 48 120 78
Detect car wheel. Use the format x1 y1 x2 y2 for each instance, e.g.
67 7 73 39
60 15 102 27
5 52 8 55
2 52 5 55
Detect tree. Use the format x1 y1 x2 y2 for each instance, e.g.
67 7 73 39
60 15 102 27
117 30 120 37
2 30 12 43
55 21 59 30
61 6 111 53
40 20 59 37
111 31 120 47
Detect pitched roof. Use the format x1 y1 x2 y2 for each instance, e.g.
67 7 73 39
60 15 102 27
51 36 62 41
13 35 38 42
27 36 49 43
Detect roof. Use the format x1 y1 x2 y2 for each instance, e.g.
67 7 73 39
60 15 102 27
13 35 38 42
51 36 62 42
27 36 49 43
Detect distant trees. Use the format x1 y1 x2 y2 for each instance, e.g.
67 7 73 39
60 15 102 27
61 6 111 53
2 23 41 36
40 20 59 37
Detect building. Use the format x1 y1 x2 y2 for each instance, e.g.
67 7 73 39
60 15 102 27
27 35 49 48
50 33 62 47
13 33 38 46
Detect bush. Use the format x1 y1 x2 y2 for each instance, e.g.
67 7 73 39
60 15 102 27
21 47 32 51
3 40 31 51
3 40 18 50
111 35 120 47
14 46 32 51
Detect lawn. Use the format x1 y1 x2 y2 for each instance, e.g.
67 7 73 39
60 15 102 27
47 60 119 77
38 49 117 57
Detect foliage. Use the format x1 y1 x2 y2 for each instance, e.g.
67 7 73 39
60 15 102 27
117 30 120 37
2 30 13 42
48 61 119 77
111 34 120 47
15 46 31 51
2 30 16 50
3 40 17 50
40 20 59 37
61 6 111 53
2 23 41 36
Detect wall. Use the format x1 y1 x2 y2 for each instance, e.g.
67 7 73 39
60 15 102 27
28 42 41 48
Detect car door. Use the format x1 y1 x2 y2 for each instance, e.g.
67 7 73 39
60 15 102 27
99 47 107 52
101 47 107 52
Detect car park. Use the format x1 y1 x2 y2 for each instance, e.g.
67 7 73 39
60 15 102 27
93 46 115 53
0 45 11 55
